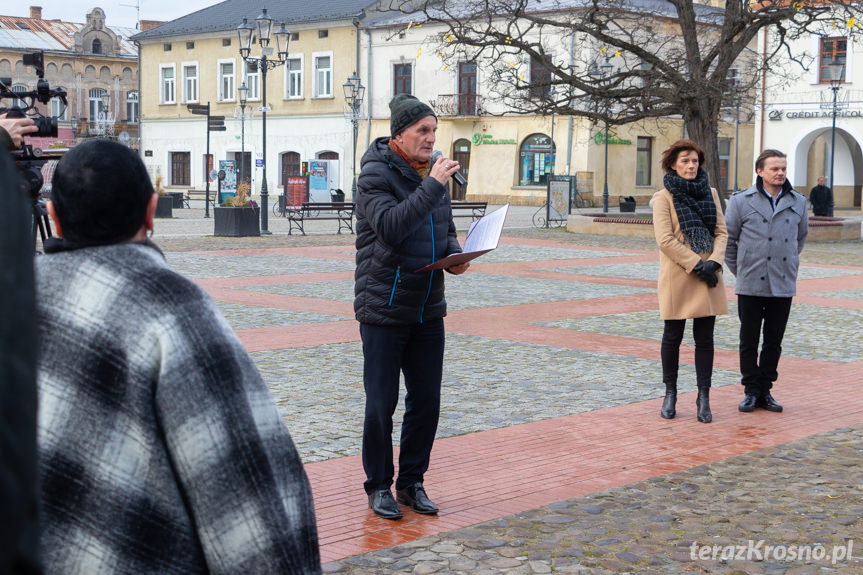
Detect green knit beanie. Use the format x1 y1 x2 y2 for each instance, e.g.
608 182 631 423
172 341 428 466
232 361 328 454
389 94 436 136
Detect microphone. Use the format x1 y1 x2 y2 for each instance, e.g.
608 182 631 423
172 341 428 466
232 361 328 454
430 150 468 188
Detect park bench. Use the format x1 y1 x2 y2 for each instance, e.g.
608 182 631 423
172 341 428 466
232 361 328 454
451 201 488 221
183 189 216 209
284 201 356 235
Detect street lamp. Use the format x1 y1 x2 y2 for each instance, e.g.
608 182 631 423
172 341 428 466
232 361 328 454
238 9 290 234
342 72 365 198
238 81 249 186
826 63 845 217
589 59 614 213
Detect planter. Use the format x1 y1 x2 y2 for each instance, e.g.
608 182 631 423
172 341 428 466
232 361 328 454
214 206 260 237
167 191 185 208
155 195 174 218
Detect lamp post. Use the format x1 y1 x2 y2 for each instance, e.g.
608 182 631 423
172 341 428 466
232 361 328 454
826 64 845 217
238 9 290 234
589 59 614 213
238 82 248 186
342 72 365 198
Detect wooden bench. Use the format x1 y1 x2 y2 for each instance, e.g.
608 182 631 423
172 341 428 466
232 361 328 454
284 201 356 235
451 201 488 221
183 189 216 208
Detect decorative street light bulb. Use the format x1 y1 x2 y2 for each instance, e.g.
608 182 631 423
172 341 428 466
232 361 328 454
274 22 290 62
238 82 249 106
237 17 253 58
256 8 273 46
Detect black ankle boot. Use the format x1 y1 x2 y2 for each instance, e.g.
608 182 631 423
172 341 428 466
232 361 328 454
696 387 712 423
660 384 677 419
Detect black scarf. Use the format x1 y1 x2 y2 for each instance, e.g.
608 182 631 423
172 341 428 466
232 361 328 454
663 168 717 254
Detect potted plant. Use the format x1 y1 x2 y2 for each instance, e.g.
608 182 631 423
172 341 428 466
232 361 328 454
154 175 173 218
214 181 260 236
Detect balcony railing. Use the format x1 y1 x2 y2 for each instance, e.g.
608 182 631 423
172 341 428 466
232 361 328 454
429 94 485 117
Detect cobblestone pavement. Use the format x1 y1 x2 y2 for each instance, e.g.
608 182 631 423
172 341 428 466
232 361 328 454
151 206 863 573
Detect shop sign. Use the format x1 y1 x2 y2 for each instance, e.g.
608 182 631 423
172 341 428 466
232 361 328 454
472 133 517 145
594 132 632 145
770 108 863 120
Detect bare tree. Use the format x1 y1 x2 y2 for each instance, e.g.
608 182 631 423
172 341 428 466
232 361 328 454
382 0 855 200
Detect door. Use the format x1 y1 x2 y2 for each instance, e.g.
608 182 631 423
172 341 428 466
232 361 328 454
458 62 477 116
452 139 471 200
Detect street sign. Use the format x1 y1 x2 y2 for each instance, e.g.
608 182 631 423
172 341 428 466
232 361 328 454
256 159 264 167
187 103 209 115
208 116 225 122
209 169 219 180
208 126 227 131
257 106 271 113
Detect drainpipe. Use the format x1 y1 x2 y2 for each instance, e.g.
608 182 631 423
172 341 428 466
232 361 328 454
565 32 574 175
760 28 767 153
134 38 142 158
365 28 373 150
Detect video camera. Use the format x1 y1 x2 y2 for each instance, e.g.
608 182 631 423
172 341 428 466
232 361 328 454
1 50 68 196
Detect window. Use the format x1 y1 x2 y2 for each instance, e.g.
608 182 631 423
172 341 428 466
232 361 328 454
183 63 198 103
126 91 139 123
820 37 847 82
243 60 260 100
222 38 231 47
518 133 555 186
203 154 213 182
318 30 328 38
291 32 299 41
88 88 108 126
171 152 191 186
50 92 67 120
317 151 339 160
458 62 477 115
219 59 235 101
163 43 172 51
313 53 332 97
186 41 195 50
160 64 175 104
718 138 731 193
636 137 652 186
529 55 552 99
10 85 28 110
92 39 101 54
394 63 412 95
285 57 303 98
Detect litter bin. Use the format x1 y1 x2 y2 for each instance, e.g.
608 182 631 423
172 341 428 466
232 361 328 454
619 195 636 212
331 189 345 202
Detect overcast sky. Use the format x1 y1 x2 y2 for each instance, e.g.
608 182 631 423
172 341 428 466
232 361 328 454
7 0 221 30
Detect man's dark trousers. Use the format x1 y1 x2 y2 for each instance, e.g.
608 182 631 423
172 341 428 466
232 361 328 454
360 319 444 494
737 295 793 395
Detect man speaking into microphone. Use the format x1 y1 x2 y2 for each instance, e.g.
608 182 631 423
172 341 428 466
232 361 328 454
354 93 469 520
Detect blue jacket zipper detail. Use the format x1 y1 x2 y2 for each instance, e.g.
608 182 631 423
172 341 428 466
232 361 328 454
419 214 435 322
388 266 400 306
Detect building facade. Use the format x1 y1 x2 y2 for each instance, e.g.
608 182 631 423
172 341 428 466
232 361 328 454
757 23 863 210
133 0 374 197
0 6 139 148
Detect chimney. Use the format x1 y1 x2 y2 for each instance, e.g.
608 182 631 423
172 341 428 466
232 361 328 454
30 6 43 19
140 20 164 32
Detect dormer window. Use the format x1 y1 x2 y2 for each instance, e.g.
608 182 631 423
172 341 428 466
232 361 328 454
92 39 102 54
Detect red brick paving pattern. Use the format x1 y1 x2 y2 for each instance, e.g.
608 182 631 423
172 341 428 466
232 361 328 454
191 237 863 563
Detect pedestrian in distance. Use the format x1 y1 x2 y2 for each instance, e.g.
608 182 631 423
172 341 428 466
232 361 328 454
725 149 808 414
652 139 728 423
36 139 321 574
808 176 833 217
354 94 469 520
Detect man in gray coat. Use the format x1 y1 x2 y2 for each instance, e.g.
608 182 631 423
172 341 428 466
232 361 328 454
725 149 808 413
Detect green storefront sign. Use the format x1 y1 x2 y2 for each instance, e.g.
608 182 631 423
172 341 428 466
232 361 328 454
472 133 517 145
594 132 632 145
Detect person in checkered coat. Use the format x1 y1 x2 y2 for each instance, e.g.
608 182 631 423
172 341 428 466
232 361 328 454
36 140 321 574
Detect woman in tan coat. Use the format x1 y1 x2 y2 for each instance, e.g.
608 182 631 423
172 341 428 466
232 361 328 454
652 140 728 423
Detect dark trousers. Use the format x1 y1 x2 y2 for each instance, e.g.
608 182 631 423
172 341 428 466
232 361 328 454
360 319 444 494
661 316 716 389
737 295 793 395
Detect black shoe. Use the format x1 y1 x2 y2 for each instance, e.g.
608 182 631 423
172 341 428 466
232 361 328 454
738 394 759 412
696 388 712 423
368 489 403 520
660 384 677 419
757 393 783 413
396 482 439 515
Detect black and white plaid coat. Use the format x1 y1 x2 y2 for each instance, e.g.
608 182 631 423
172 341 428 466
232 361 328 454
35 241 321 575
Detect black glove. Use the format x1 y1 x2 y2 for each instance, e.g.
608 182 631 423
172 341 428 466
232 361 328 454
695 260 721 288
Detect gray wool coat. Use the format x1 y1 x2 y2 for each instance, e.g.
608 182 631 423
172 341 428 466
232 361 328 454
724 179 808 298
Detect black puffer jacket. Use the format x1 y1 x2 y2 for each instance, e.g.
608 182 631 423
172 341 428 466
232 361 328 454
354 137 461 326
